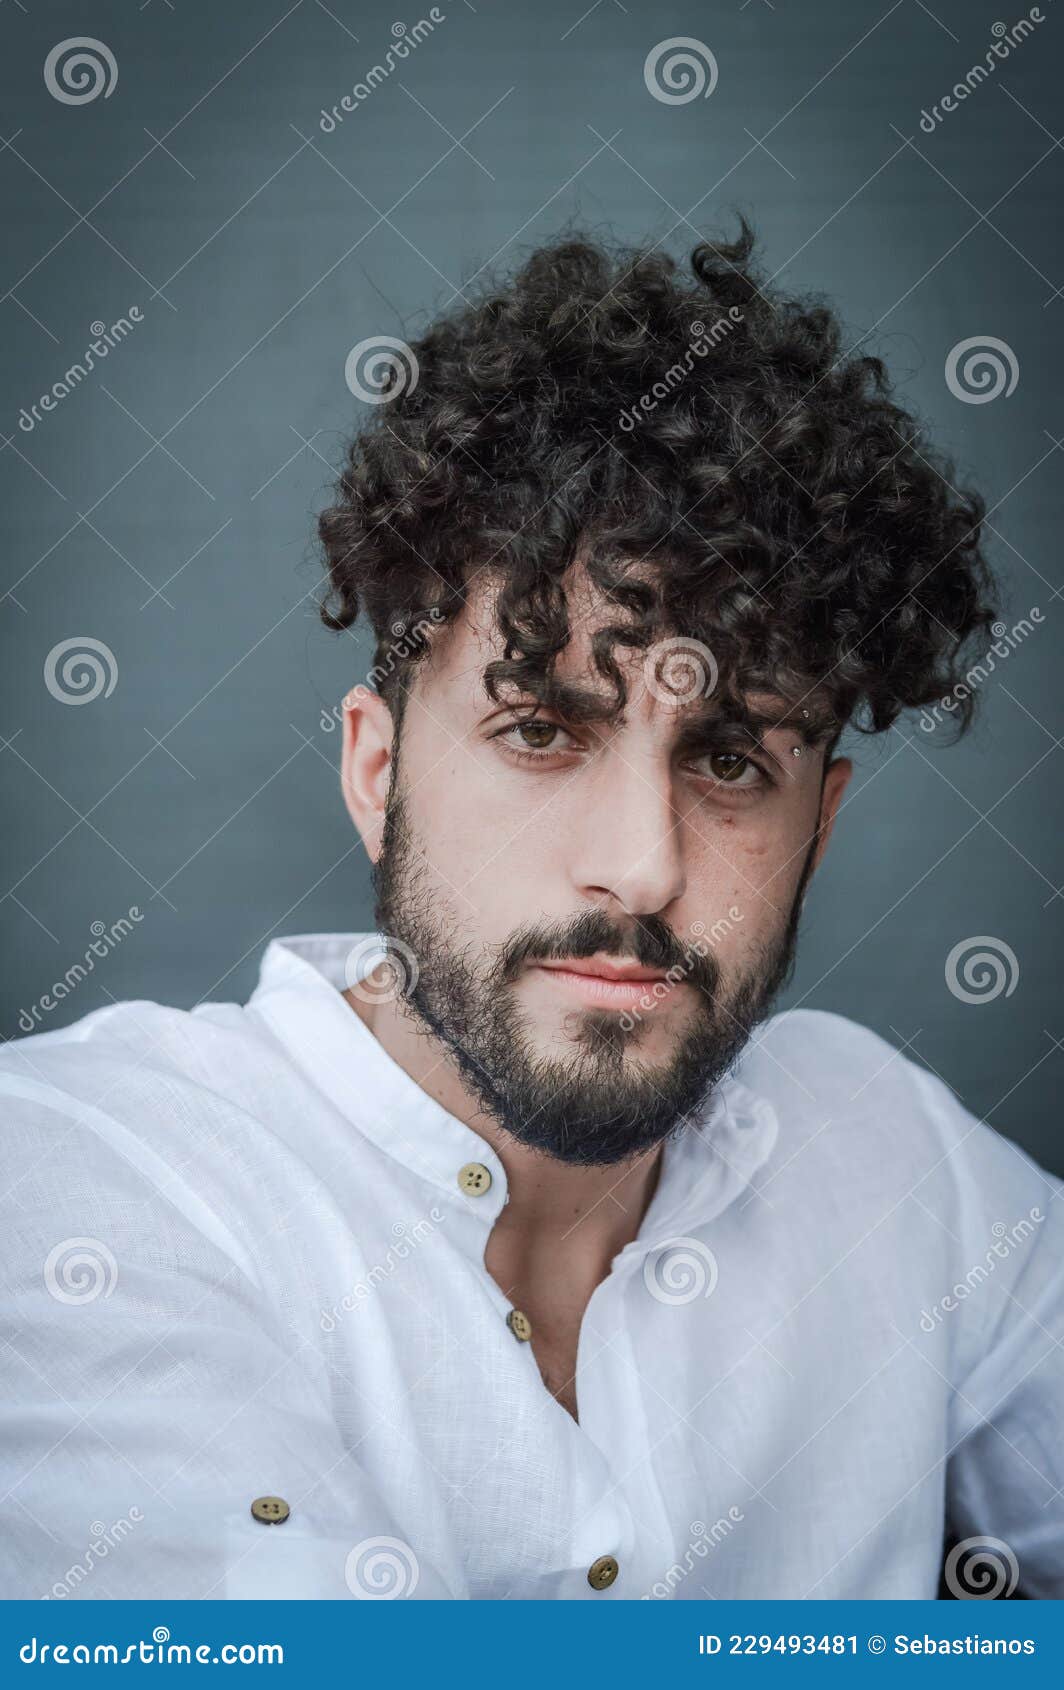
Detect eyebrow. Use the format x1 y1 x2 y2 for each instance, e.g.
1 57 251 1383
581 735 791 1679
679 703 832 750
508 676 834 749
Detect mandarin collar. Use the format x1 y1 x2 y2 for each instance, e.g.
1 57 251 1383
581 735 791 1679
247 933 778 1254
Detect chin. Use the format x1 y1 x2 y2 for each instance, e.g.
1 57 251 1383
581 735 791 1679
551 1006 692 1064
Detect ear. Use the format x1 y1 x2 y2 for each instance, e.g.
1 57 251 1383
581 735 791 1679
340 687 395 863
810 755 852 873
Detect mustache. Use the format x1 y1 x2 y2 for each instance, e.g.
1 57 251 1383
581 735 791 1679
496 909 720 998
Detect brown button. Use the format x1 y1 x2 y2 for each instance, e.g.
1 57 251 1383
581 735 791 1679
587 1554 619 1590
250 1495 290 1525
457 1161 492 1196
507 1308 532 1342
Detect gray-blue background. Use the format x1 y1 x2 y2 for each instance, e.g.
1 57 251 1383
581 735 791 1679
2 0 1061 1171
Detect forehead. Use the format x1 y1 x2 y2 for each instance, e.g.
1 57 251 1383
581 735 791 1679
420 566 832 740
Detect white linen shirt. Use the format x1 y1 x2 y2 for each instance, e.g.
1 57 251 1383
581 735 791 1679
2 931 1062 1601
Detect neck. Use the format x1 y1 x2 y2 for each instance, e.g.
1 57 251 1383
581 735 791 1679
342 986 664 1268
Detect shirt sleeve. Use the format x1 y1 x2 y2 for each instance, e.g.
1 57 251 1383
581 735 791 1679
913 1065 1064 1600
0 1074 461 1600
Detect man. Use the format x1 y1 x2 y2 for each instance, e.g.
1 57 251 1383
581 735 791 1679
2 224 1061 1602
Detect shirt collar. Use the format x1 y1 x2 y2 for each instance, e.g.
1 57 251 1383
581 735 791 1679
247 932 779 1254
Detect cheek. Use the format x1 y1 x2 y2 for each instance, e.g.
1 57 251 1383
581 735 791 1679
403 751 566 917
684 805 813 927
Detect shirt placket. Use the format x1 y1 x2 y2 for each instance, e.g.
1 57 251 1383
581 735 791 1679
558 1252 682 1598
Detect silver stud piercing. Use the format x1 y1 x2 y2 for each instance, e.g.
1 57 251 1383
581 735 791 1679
791 745 803 758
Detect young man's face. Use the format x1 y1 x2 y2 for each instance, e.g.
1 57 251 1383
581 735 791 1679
344 572 851 1165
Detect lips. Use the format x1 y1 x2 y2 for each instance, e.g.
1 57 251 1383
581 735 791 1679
538 955 669 984
533 955 679 1009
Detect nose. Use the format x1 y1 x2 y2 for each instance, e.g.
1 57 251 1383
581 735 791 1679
570 750 686 918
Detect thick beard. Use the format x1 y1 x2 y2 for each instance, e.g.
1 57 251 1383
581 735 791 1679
371 792 811 1167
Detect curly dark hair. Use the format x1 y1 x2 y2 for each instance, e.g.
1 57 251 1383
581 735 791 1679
318 218 997 745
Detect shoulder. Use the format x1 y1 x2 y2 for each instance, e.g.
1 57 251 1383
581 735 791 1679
738 1006 1059 1213
740 1005 945 1134
0 988 299 1111
734 1017 1063 1434
0 993 317 1287
5 987 266 1068
746 1004 917 1086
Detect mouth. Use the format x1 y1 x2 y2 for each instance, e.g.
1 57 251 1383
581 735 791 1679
533 954 681 1010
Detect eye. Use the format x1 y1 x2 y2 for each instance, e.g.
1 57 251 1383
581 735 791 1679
512 720 561 750
689 751 767 790
493 717 580 761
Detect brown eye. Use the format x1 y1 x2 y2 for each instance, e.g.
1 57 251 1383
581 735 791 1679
515 720 558 749
708 753 750 783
